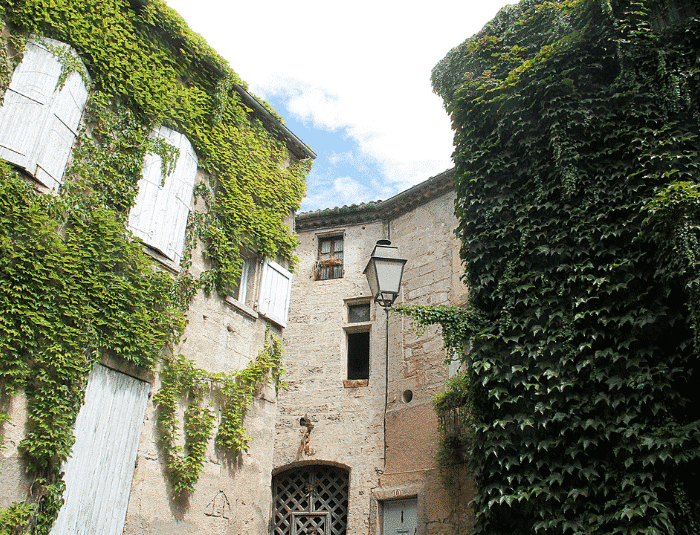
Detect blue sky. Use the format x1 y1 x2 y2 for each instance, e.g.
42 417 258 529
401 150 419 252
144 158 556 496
165 0 516 212
265 95 387 212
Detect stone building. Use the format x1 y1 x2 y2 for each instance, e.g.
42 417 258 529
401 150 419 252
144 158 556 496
0 30 314 535
274 168 471 535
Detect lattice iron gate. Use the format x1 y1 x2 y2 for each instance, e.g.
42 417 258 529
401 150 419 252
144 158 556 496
272 465 349 535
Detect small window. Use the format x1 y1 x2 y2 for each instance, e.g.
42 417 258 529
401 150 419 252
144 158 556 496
348 303 370 323
316 236 343 280
347 331 369 380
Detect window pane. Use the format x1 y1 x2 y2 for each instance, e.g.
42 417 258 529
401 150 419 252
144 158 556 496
238 260 249 303
332 265 343 279
348 304 370 323
333 238 343 253
320 239 331 254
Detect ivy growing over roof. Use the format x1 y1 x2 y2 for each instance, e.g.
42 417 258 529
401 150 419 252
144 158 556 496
431 0 700 533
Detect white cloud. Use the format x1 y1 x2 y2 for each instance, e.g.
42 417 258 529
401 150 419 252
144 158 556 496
301 175 371 212
165 0 515 208
328 151 355 167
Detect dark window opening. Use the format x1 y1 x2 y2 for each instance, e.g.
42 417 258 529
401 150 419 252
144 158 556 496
348 303 370 323
347 331 369 380
317 236 343 280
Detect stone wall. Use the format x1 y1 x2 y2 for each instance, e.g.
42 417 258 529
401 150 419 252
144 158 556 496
279 175 471 535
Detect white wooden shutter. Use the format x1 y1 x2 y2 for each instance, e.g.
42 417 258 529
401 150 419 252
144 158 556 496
50 364 150 535
128 126 197 265
0 39 89 191
258 259 293 327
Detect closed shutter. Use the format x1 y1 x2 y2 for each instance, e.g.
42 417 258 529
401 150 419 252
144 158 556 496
258 259 293 327
50 364 150 535
128 126 197 265
0 39 89 191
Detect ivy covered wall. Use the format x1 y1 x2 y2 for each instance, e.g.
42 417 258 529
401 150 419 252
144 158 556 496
429 0 700 533
0 1 310 533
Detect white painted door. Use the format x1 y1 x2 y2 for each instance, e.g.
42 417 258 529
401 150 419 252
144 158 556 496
383 499 417 535
50 364 150 535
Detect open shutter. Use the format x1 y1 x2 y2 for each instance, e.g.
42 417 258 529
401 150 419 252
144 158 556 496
128 126 197 265
50 364 150 535
0 39 89 191
258 259 293 327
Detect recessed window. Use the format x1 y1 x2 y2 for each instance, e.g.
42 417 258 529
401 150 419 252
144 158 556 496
316 236 343 280
348 303 370 323
231 257 256 308
347 331 369 380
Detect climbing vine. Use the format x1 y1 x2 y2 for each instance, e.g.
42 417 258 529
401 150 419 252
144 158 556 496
154 328 284 495
0 0 308 532
430 0 700 533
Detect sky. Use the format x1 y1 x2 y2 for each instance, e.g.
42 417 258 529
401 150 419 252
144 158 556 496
164 0 515 212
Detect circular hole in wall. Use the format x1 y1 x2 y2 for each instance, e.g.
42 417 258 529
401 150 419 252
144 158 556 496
402 390 413 403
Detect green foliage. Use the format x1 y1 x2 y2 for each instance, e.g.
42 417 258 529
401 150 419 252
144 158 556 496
154 328 284 495
394 304 484 357
432 1 700 533
0 501 36 535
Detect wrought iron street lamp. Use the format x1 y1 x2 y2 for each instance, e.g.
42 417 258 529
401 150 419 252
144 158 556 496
363 239 407 311
364 239 407 468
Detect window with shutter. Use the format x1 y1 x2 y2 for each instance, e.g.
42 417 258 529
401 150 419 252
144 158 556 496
0 38 90 191
258 259 293 327
128 126 198 265
50 364 150 535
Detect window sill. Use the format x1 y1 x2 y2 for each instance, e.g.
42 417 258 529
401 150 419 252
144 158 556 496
142 246 180 275
224 296 259 320
343 379 368 388
343 321 372 334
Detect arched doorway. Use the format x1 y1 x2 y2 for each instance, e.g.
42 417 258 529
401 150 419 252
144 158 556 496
272 465 349 535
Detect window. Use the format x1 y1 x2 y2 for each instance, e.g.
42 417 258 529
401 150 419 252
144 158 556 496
128 126 198 265
231 257 251 304
0 38 90 192
316 235 343 280
258 259 293 327
50 364 149 535
229 256 257 311
347 331 370 380
348 303 370 323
